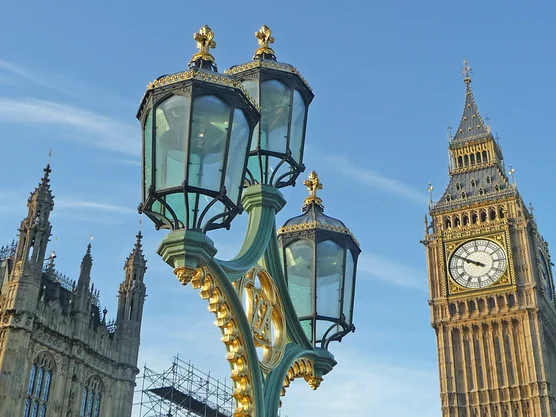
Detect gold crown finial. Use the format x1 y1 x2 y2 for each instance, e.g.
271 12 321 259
462 60 472 83
254 25 276 60
189 25 216 66
303 171 323 207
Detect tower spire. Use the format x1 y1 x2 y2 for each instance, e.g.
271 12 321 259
453 60 489 143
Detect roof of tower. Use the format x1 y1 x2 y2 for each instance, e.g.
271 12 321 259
81 242 93 267
30 163 54 203
452 61 491 144
125 231 146 266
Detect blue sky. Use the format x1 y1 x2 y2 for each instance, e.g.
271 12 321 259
1 1 555 416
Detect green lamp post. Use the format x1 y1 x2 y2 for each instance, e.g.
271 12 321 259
137 25 361 417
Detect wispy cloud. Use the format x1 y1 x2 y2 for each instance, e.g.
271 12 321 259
323 154 428 205
0 98 138 156
55 198 136 215
0 60 53 91
106 157 141 167
358 252 426 290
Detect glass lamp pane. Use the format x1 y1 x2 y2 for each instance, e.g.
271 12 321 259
155 95 189 190
143 111 153 197
225 109 250 205
343 251 355 325
189 95 230 192
261 80 291 153
241 80 259 102
285 239 314 318
316 240 343 319
300 319 312 342
289 90 306 164
38 405 46 417
24 399 30 417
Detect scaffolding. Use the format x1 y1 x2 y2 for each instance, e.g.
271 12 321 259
135 356 234 417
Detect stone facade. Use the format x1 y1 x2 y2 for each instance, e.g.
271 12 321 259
0 165 147 417
425 75 556 416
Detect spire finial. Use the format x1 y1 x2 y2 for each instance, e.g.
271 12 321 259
48 148 53 164
428 182 434 208
447 122 453 141
253 25 276 61
509 165 516 188
87 235 93 254
529 202 535 217
189 25 217 70
462 60 472 83
303 171 323 208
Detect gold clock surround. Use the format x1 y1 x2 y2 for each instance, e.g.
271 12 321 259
444 230 515 298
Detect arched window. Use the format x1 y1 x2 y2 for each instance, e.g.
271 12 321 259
471 212 478 224
480 210 487 222
482 151 488 162
457 156 463 168
476 152 482 163
470 154 475 165
80 376 103 417
23 353 54 417
489 208 496 221
486 176 491 184
464 155 469 166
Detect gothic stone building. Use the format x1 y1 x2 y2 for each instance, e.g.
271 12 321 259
425 66 556 416
0 165 147 417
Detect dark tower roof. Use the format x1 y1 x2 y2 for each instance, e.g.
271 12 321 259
452 61 490 144
125 231 146 268
431 62 515 213
27 163 54 212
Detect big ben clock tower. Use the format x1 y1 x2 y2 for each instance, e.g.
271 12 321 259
424 62 556 417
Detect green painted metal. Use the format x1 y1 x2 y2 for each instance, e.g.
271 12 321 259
157 229 217 270
156 185 338 417
216 184 286 281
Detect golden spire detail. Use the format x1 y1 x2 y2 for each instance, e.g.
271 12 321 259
462 59 472 84
254 25 276 60
304 171 323 207
189 25 216 66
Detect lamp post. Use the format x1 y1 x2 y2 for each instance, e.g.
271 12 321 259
138 26 361 417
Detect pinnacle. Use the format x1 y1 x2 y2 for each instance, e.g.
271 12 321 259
82 242 93 265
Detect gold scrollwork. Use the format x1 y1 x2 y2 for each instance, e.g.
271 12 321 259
280 358 320 400
173 267 254 417
236 266 286 373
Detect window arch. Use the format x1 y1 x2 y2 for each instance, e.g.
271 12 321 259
24 352 54 417
81 376 103 417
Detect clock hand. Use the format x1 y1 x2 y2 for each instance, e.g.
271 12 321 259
453 254 486 267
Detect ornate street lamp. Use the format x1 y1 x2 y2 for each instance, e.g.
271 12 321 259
137 25 260 233
138 26 361 417
226 25 314 188
278 172 360 349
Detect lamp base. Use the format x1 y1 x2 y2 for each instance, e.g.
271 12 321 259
157 229 217 271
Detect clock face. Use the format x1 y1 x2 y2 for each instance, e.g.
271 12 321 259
449 239 507 289
539 252 554 301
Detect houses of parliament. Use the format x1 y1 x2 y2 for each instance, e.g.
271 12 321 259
0 165 147 417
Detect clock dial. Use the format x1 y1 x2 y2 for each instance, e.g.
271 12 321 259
449 239 507 289
539 252 554 301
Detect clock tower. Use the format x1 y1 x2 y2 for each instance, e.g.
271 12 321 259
424 62 556 417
